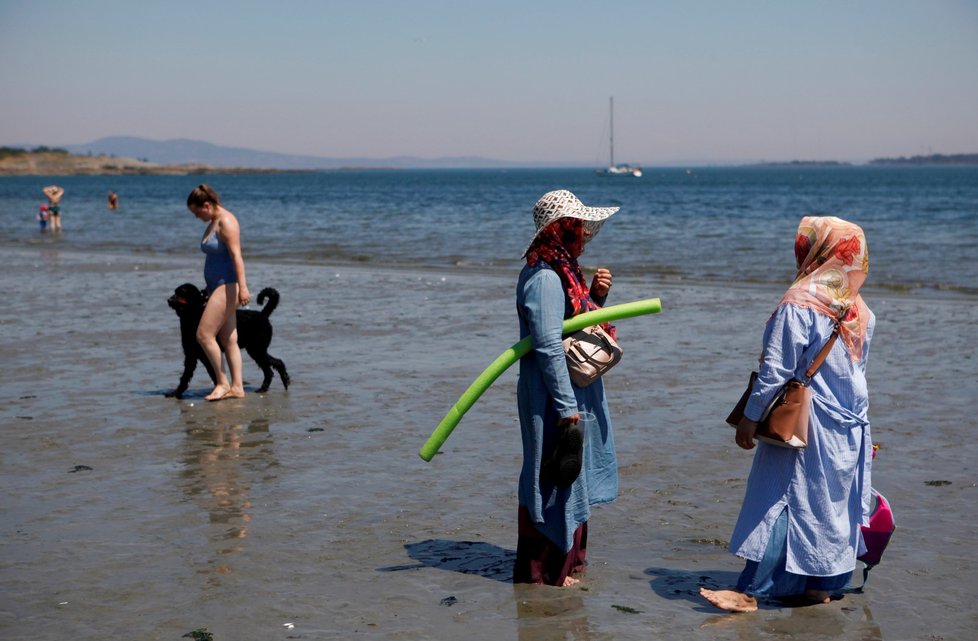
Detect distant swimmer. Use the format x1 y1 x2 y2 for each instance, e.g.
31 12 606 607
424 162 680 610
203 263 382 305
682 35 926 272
42 185 64 232
108 191 119 210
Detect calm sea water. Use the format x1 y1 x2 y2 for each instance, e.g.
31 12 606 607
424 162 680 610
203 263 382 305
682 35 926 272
1 167 975 296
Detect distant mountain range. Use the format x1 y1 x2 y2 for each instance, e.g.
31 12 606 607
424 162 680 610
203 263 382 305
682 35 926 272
61 136 570 170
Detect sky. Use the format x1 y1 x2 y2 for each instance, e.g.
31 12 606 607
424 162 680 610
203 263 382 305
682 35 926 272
2 0 977 165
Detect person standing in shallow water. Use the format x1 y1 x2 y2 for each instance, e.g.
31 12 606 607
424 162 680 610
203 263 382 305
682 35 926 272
186 184 251 401
701 216 875 612
42 185 64 232
514 189 620 587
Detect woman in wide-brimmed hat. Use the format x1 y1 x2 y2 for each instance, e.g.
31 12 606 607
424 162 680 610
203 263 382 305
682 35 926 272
513 189 621 587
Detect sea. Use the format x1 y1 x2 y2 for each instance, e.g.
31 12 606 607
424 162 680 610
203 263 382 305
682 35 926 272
1 166 976 298
2 167 978 639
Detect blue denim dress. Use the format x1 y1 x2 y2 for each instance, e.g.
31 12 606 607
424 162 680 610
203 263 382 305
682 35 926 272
516 261 618 552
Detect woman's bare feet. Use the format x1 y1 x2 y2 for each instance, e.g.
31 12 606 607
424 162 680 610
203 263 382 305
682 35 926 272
205 385 230 401
699 587 758 612
804 589 831 604
561 575 580 587
205 386 245 402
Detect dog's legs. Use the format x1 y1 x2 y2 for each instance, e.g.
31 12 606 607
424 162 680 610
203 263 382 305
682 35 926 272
269 355 290 389
246 348 274 393
167 356 200 398
200 355 218 386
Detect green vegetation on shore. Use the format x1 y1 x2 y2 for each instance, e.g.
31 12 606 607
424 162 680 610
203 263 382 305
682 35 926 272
0 145 70 158
0 147 300 176
869 153 978 165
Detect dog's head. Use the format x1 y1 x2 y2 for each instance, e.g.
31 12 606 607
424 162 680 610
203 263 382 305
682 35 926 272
168 283 207 316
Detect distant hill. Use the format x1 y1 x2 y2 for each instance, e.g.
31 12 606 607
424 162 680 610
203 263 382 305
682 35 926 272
869 153 978 165
62 136 534 170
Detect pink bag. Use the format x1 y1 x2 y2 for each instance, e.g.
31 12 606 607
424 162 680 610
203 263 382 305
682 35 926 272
857 488 894 585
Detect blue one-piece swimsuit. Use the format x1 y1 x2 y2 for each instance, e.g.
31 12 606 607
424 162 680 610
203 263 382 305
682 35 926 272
201 232 237 293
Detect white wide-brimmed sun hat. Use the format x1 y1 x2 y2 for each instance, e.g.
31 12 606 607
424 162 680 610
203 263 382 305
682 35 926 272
523 189 620 256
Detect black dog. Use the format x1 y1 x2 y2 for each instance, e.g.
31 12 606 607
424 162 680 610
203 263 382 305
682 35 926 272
166 283 290 398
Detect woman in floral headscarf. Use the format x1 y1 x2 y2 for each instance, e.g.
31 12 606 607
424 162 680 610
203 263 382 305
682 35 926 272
514 190 620 587
701 216 876 612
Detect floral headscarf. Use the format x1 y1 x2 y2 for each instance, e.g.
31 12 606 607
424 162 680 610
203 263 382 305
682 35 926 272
526 218 616 338
779 216 871 360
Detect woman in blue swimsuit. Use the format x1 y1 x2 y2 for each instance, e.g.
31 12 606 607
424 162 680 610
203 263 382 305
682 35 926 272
187 184 251 401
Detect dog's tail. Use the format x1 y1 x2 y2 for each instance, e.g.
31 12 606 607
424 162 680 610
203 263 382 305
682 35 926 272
256 288 280 318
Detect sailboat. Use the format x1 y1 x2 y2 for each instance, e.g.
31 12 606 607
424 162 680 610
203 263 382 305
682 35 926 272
597 96 642 177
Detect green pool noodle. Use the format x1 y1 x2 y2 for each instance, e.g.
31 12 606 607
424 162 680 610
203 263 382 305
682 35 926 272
419 297 662 461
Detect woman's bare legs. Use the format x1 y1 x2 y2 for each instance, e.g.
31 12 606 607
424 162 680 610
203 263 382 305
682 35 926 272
217 289 245 398
197 283 245 400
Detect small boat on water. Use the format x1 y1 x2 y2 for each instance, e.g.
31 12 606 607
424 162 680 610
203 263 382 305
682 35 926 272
597 96 642 177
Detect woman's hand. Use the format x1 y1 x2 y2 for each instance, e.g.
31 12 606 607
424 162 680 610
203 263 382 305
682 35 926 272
591 268 613 299
735 418 758 450
557 413 580 427
238 284 251 307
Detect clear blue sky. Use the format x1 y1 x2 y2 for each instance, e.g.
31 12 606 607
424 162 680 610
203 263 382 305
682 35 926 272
2 0 976 164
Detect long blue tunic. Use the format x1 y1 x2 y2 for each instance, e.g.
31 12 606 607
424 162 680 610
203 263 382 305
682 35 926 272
516 261 618 552
729 303 875 577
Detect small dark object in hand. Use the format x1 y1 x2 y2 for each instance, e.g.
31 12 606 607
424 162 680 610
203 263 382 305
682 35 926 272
540 422 584 486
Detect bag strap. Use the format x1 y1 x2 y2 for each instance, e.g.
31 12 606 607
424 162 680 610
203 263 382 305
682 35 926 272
803 322 841 379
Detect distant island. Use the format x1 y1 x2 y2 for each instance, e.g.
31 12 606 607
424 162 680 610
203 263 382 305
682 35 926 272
745 160 853 168
745 154 978 167
0 146 300 176
868 153 978 165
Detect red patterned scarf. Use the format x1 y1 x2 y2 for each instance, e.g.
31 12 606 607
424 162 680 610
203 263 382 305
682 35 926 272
526 218 615 338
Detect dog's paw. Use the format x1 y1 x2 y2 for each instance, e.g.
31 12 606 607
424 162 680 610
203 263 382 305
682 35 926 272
164 390 183 399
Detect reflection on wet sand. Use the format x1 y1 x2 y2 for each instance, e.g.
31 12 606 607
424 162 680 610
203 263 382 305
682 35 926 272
515 587 591 641
180 415 276 582
699 603 882 640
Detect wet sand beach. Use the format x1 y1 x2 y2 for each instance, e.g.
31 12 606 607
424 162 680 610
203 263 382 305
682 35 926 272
1 245 976 640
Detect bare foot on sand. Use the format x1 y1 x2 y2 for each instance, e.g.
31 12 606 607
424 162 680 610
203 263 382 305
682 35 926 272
204 385 230 401
699 587 758 613
561 576 580 587
804 589 831 604
205 386 245 402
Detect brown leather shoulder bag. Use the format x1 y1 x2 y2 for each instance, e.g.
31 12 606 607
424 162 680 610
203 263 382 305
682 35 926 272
726 323 839 449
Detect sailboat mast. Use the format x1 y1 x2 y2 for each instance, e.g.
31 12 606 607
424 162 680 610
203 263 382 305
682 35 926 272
609 96 615 167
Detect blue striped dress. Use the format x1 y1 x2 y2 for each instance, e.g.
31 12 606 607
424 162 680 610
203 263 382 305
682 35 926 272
729 303 875 589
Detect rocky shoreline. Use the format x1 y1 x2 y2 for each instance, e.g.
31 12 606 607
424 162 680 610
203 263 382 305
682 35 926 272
0 150 302 176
